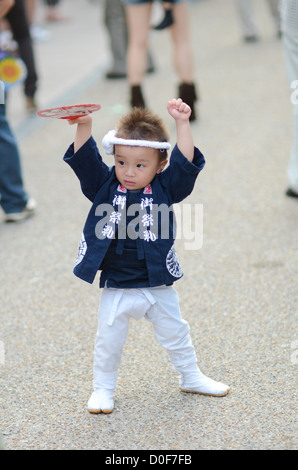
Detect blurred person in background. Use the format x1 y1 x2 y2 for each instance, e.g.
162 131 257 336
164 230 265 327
104 0 154 79
5 0 38 111
25 0 51 42
235 0 281 42
281 0 298 199
44 0 66 22
0 0 36 222
104 0 128 79
122 0 198 121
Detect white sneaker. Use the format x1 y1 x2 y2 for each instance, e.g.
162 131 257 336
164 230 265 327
180 374 230 397
30 24 51 42
5 198 37 223
87 389 114 414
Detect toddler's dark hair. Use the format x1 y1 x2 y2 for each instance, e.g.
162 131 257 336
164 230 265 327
116 107 170 161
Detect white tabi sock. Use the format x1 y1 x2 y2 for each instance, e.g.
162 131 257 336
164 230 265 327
179 365 230 397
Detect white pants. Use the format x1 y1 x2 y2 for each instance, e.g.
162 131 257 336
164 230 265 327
283 27 298 193
93 286 198 391
236 0 281 37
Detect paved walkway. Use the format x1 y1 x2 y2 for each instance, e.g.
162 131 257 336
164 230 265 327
0 0 297 450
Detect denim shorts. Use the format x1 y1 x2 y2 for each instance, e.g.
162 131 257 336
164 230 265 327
122 0 184 5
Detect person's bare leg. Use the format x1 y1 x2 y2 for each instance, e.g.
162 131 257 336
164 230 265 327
125 3 152 107
126 3 152 85
170 2 194 83
25 0 36 25
171 2 198 120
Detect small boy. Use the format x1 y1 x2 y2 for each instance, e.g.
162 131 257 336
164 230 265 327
63 99 230 414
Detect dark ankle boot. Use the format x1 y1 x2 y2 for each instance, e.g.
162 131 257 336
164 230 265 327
130 85 146 109
178 83 198 121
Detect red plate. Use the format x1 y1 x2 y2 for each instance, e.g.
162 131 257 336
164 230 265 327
37 103 101 119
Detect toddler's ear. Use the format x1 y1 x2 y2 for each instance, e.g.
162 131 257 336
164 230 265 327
157 160 168 174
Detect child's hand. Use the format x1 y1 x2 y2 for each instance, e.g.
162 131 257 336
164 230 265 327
67 114 92 126
168 98 194 161
167 98 192 122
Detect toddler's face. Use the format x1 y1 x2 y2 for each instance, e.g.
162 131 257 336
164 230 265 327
114 145 167 191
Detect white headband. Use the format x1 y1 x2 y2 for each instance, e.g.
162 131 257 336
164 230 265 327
102 129 171 155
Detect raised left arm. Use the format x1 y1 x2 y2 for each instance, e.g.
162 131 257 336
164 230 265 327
167 98 194 162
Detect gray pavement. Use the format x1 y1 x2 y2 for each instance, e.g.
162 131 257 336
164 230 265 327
0 0 297 451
